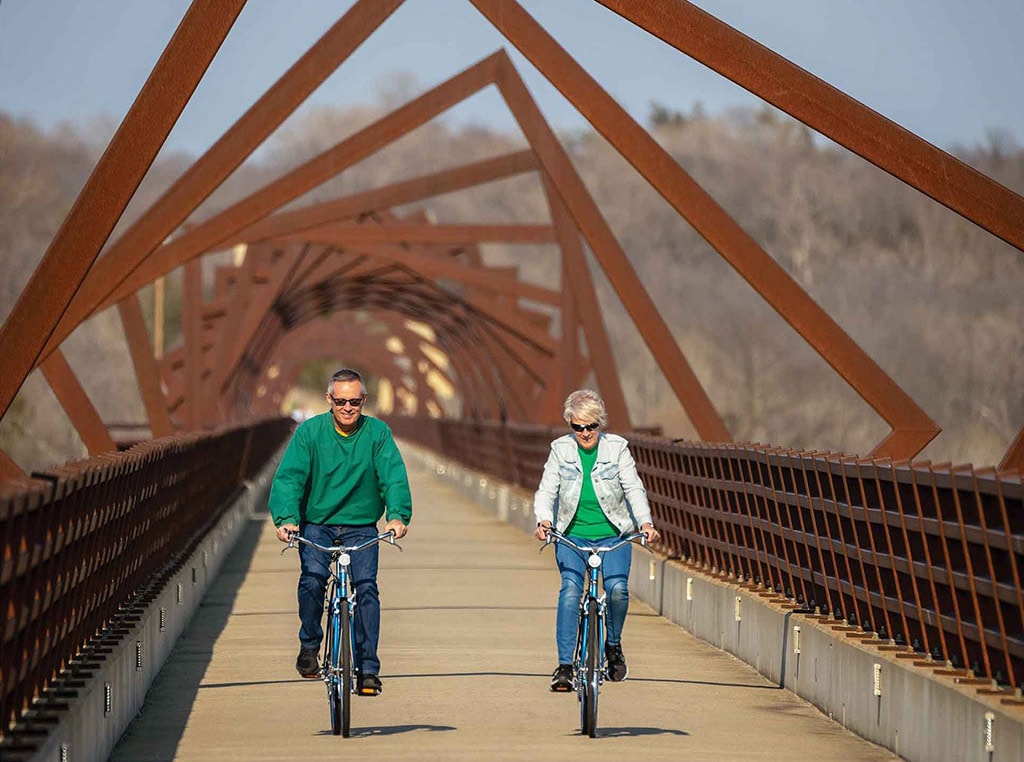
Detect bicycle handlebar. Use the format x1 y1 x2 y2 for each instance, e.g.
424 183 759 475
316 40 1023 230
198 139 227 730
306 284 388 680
541 527 649 556
281 530 403 556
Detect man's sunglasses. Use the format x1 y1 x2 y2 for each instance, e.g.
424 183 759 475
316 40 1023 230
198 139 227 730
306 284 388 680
570 422 600 432
330 395 365 408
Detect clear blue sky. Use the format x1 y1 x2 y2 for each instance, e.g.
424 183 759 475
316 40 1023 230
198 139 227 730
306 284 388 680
1 0 1021 158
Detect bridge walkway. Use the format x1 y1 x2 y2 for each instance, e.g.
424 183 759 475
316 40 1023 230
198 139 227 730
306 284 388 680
109 455 896 761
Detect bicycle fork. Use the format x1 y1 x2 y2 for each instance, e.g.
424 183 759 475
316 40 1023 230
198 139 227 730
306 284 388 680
324 575 355 692
574 574 607 692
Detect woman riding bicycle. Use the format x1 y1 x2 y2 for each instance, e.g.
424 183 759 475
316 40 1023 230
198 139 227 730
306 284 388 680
533 389 660 692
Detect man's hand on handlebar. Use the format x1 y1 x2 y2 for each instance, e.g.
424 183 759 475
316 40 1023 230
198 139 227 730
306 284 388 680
384 518 408 539
534 520 552 541
276 524 299 543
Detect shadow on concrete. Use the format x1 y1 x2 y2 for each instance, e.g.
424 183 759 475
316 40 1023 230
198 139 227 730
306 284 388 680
630 676 780 690
109 519 266 762
595 726 690 738
197 678 311 690
387 671 550 679
386 604 553 612
340 724 457 737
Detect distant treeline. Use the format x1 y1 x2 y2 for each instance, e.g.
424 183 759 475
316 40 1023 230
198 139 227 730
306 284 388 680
1 98 1021 472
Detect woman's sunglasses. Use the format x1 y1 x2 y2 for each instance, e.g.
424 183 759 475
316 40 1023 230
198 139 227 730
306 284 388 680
570 422 600 432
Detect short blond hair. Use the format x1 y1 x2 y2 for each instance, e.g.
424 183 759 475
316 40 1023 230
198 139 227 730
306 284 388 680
563 389 607 427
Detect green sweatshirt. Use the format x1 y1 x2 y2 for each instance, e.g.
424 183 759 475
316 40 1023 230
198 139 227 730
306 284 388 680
268 413 412 527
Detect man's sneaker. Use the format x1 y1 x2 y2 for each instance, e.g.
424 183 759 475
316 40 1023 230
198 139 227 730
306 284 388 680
357 673 383 696
550 663 574 692
605 643 628 682
296 647 319 678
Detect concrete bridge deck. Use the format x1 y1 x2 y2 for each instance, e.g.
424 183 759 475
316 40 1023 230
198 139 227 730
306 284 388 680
109 456 896 761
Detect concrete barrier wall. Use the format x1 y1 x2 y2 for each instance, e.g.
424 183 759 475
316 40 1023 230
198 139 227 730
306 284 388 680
21 458 278 762
402 442 1024 762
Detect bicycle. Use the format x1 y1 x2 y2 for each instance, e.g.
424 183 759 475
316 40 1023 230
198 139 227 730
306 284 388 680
541 528 649 738
282 529 402 737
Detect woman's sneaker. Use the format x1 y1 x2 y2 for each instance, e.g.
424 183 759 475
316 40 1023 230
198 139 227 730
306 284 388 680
605 643 628 682
550 663 574 692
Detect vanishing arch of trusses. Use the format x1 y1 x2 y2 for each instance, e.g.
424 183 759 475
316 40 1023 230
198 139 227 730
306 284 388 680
1 0 1022 484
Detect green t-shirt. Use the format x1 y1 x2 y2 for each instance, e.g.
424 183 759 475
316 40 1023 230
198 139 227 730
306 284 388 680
565 444 618 539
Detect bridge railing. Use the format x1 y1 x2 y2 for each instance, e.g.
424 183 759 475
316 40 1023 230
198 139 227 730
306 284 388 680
388 416 1023 697
0 417 293 736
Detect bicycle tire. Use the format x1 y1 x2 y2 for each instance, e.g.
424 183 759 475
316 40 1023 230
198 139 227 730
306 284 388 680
584 598 600 738
575 603 589 735
340 602 352 737
328 604 343 736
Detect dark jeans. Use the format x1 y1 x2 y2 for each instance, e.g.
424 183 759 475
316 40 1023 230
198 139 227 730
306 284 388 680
297 523 381 675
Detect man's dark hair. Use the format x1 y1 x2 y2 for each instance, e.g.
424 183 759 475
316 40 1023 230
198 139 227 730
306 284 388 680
327 368 366 394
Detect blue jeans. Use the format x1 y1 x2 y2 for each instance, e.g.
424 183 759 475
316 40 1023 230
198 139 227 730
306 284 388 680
297 523 381 675
554 535 632 664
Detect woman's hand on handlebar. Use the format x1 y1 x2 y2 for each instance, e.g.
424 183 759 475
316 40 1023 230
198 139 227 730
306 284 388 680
534 520 552 541
276 524 299 543
640 522 660 545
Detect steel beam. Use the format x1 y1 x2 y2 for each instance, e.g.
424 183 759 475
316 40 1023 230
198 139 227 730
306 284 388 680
998 425 1024 473
41 0 404 363
182 259 204 430
117 295 173 437
476 2 938 458
73 53 503 324
488 50 728 440
278 222 556 245
543 175 630 428
0 449 28 483
227 149 538 245
595 0 1024 254
39 352 117 455
0 0 246 422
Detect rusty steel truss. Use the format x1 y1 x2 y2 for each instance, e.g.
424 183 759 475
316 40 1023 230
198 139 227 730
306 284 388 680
2 0 1023 480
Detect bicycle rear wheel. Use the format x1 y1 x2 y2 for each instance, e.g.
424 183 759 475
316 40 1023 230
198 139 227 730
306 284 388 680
340 603 352 737
584 599 601 738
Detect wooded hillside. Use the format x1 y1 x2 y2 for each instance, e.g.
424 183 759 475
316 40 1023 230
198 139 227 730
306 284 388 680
1 97 1021 472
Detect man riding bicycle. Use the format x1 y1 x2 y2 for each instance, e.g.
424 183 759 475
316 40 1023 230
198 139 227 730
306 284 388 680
269 368 411 696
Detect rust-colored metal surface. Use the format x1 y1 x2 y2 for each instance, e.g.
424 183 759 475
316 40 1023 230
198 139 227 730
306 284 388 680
1000 425 1024 472
492 52 729 441
0 449 27 482
542 176 629 428
77 53 503 322
117 295 173 438
0 419 292 736
0 0 246 423
473 0 939 459
392 417 1024 695
226 149 538 246
38 0 404 363
595 0 1024 255
277 222 556 246
39 352 117 455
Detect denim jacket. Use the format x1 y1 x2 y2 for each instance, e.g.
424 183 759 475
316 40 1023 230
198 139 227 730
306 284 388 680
533 432 653 535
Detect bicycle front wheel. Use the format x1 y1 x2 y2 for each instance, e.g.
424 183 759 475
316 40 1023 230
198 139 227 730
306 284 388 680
584 598 601 738
340 603 352 737
328 608 343 736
